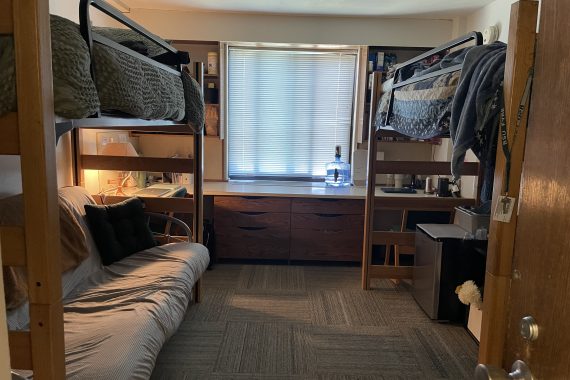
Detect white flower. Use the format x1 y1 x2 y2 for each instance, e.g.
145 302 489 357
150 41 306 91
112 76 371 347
455 280 482 309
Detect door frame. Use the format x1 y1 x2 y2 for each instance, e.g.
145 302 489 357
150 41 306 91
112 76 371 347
478 0 539 367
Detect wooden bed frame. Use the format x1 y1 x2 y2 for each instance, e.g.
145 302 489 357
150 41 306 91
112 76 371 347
361 33 485 290
0 0 205 377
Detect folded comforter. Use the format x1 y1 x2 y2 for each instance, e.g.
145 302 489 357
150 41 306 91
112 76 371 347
0 15 204 128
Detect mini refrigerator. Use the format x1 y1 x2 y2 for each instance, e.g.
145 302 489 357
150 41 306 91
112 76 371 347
413 224 486 322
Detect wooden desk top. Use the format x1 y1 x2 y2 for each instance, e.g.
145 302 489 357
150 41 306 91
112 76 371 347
186 181 477 206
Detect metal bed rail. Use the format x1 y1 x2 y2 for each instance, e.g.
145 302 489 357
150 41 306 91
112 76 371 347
383 31 483 127
79 0 189 77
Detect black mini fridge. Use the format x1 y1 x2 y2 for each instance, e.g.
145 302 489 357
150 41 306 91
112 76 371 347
412 224 486 323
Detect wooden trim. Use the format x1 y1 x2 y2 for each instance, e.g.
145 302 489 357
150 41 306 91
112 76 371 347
479 0 539 367
94 195 194 213
8 331 32 370
81 155 194 173
376 161 479 176
374 196 476 211
371 231 415 247
0 226 26 266
0 113 20 155
479 272 510 364
369 264 413 279
13 0 66 376
0 0 13 34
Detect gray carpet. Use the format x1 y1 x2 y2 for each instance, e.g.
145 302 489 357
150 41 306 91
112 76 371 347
151 265 478 379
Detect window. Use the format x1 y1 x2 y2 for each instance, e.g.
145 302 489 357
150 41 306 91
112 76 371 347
226 45 358 180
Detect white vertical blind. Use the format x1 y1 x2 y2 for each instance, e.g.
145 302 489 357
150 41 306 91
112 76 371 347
227 46 357 180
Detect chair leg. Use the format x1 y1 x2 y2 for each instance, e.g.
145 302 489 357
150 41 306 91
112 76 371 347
193 278 202 303
384 245 391 265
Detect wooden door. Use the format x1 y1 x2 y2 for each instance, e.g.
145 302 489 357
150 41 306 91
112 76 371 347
501 0 570 377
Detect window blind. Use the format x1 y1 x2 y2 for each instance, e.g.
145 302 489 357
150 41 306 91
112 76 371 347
227 46 357 180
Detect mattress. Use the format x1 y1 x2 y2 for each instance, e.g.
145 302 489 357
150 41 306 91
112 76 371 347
6 186 210 379
0 15 204 127
63 242 209 379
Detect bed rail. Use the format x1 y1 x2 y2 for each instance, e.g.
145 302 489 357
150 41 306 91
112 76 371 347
2 0 66 377
81 155 194 173
383 31 483 128
79 0 189 77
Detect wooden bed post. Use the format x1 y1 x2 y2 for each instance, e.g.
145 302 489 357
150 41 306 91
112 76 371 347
192 62 205 303
12 0 66 377
478 0 538 367
361 73 380 290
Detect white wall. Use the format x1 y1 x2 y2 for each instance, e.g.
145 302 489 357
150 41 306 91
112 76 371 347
129 8 453 46
463 0 518 42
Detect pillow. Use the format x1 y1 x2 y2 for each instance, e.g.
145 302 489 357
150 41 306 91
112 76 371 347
84 197 157 266
0 192 90 310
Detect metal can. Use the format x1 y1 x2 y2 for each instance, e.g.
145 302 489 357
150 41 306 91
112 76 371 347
425 177 433 194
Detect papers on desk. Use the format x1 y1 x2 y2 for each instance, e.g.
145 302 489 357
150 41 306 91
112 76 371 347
133 184 184 197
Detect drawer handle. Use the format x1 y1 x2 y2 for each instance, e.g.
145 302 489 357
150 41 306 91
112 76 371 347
315 213 342 218
323 229 343 234
242 196 264 200
238 211 267 216
237 226 267 231
318 198 339 202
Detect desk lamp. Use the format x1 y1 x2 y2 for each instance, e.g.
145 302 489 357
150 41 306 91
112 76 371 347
100 141 139 195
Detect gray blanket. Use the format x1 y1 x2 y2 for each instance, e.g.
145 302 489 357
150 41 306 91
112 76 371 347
0 15 204 128
374 71 460 138
450 42 507 204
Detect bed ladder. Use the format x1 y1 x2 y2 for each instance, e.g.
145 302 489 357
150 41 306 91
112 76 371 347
0 0 66 378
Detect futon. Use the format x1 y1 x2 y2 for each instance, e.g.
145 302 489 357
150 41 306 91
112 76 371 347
6 187 209 379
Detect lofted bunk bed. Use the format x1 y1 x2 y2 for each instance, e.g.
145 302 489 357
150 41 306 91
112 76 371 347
362 31 507 289
0 0 207 378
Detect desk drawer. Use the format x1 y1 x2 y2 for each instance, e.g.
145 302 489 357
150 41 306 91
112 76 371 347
291 213 363 231
290 228 362 261
216 224 290 260
215 196 291 213
291 198 364 214
215 210 289 229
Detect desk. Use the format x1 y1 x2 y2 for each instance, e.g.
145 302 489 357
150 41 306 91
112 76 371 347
190 181 477 205
190 181 476 263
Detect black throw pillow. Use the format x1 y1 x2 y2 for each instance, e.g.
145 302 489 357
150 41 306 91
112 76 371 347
84 197 157 265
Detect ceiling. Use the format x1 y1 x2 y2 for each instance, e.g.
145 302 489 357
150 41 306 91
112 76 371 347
118 0 494 18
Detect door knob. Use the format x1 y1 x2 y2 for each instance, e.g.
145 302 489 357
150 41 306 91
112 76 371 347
475 360 534 380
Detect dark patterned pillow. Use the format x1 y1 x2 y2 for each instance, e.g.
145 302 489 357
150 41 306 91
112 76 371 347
84 198 156 265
